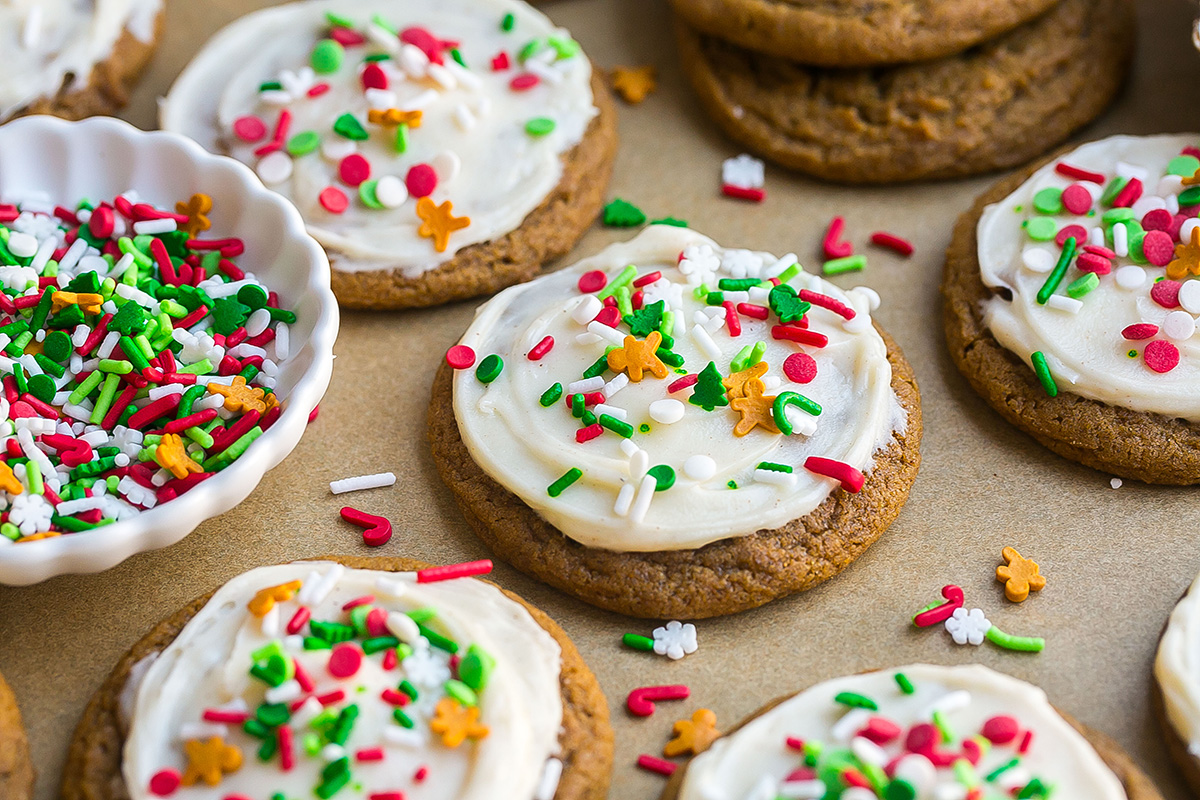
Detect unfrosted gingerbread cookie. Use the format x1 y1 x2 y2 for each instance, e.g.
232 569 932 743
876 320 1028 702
662 664 1163 800
0 669 33 800
430 225 921 619
162 0 616 310
62 556 613 800
944 134 1200 483
1154 573 1200 793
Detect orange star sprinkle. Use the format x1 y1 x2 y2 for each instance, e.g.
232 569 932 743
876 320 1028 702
0 462 23 496
1183 166 1200 187
996 546 1046 603
368 108 423 128
430 697 490 747
247 579 303 617
722 362 768 400
606 331 668 382
51 291 102 315
1167 226 1200 281
610 66 657 104
730 380 780 437
416 197 471 253
156 433 203 480
664 708 720 757
181 737 242 786
207 375 272 414
176 193 213 237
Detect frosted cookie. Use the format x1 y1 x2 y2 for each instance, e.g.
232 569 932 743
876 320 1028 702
162 0 617 310
662 664 1163 800
1154 571 1200 793
1 0 162 122
944 134 1200 483
0 669 33 800
62 556 613 800
430 225 922 619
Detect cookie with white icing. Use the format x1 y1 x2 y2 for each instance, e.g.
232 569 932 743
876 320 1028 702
662 664 1163 800
0 669 33 800
1154 573 1200 794
945 134 1200 483
430 225 922 619
161 0 617 310
61 556 613 800
1 0 163 122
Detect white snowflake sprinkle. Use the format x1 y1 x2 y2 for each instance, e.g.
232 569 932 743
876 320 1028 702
652 620 698 660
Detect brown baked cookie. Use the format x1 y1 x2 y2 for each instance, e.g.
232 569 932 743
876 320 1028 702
667 0 1061 67
674 0 1134 184
1153 675 1200 796
943 146 1200 484
62 555 613 800
331 73 618 310
0 671 33 800
428 326 922 621
10 13 163 122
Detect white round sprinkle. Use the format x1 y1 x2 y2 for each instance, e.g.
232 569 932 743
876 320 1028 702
1114 265 1147 290
1130 195 1166 218
1110 477 1123 489
374 176 408 209
321 138 357 161
256 151 293 185
6 232 37 259
1021 247 1055 273
1180 280 1200 315
683 455 716 481
1163 310 1196 341
1181 218 1200 245
648 399 685 424
431 150 461 183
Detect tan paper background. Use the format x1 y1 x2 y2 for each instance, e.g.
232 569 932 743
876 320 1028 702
1 0 1198 796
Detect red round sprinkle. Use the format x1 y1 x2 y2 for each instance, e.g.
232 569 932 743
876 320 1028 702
633 270 662 288
1169 213 1189 240
445 345 476 369
1145 340 1180 374
329 27 367 46
338 154 371 187
906 722 939 753
858 717 902 745
1142 208 1173 232
510 73 540 91
1083 244 1117 260
8 401 35 418
405 163 438 198
578 270 608 293
981 715 1019 745
1122 323 1159 340
88 205 115 239
960 739 983 765
1055 224 1088 248
327 643 363 678
1060 184 1092 215
318 187 349 214
148 769 182 797
361 63 388 91
783 352 818 384
1142 230 1175 267
1074 252 1112 275
594 306 621 327
1151 279 1182 309
400 27 445 64
602 295 617 307
232 116 267 143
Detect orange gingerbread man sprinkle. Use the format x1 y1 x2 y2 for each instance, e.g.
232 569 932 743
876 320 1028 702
610 66 657 104
156 434 203 480
51 291 103 316
606 331 668 382
176 194 213 237
181 736 242 786
730 380 780 437
722 362 768 400
416 197 470 253
368 108 423 129
0 462 23 496
207 375 272 414
430 697 490 747
996 546 1046 603
664 708 720 757
1168 226 1200 281
247 579 303 617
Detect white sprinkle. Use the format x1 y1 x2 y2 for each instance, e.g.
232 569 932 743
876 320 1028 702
831 708 871 742
1114 265 1146 290
363 88 397 109
851 736 888 766
401 89 439 111
848 285 881 311
1182 218 1200 246
1045 294 1082 314
575 332 602 346
683 455 716 481
525 58 564 85
322 138 357 162
330 472 397 494
628 474 657 524
132 218 177 235
763 254 799 279
629 449 649 480
21 6 42 49
648 398 684 424
453 104 477 131
593 403 626 421
1112 222 1129 257
256 151 294 185
1163 310 1196 341
264 679 301 705
307 563 345 605
571 295 602 325
374 176 408 209
274 324 290 361
6 233 37 259
320 744 345 761
30 237 56 271
567 376 605 394
690 324 721 361
386 611 421 643
619 438 639 457
778 779 827 799
1179 280 1200 314
383 725 425 748
1021 247 1055 273
107 252 135 280
586 320 625 346
245 308 272 337
58 238 89 272
602 373 628 400
1130 195 1166 218
291 696 323 727
180 721 227 740
922 689 971 717
1110 477 1123 489
755 468 796 488
1088 226 1105 247
431 151 461 184
613 482 636 516
534 757 564 800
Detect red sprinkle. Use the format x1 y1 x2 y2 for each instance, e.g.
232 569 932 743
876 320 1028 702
329 27 367 46
414 766 429 782
327 643 363 678
722 184 765 202
1055 162 1106 184
578 270 608 293
723 301 742 337
491 51 511 71
594 305 621 327
445 345 476 369
1122 323 1159 340
278 725 295 771
202 709 250 724
799 289 856 320
382 688 410 706
361 63 388 91
785 737 806 752
804 456 865 493
772 325 828 348
417 560 493 583
510 73 539 90
319 187 349 214
405 163 438 198
1083 244 1117 259
232 116 267 143
1018 729 1034 755
1145 340 1180 373
736 302 769 320
293 660 314 693
576 423 603 442
823 216 853 260
632 270 662 288
148 769 181 796
316 689 346 706
1061 184 1093 215
342 595 374 611
1151 279 1182 309
637 755 677 777
627 684 690 717
858 717 902 745
1055 224 1088 248
1112 177 1144 209
1075 252 1112 275
338 154 371 187
1142 208 1174 232
870 231 914 257
528 335 554 361
356 747 385 762
1142 230 1175 267
783 352 818 384
668 374 699 393
88 205 115 239
981 715 1020 745
340 506 393 547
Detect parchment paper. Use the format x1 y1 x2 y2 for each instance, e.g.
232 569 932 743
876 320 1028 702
0 0 1197 797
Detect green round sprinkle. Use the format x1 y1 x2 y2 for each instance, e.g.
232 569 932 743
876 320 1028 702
27 373 55 403
638 423 651 433
1181 186 1200 207
1101 207 1135 224
885 779 917 800
1032 187 1064 215
834 691 878 710
359 179 384 209
1100 176 1128 206
256 702 291 727
647 464 675 491
547 467 582 497
622 633 655 651
525 117 556 137
1128 230 1149 265
311 39 345 74
287 131 321 156
1128 349 1138 358
475 354 503 383
238 284 269 310
1025 217 1057 241
1030 351 1057 397
1066 271 1100 299
1168 155 1200 177
42 330 72 361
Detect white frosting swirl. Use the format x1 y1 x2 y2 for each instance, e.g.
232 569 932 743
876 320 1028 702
452 226 904 552
0 0 161 120
161 0 596 277
1156 570 1200 756
978 134 1200 420
679 664 1126 800
122 562 563 800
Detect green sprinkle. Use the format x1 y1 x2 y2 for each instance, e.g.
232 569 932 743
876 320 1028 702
1036 235 1078 304
1017 778 1050 799
358 180 383 209
718 278 760 291
370 14 396 34
987 757 1021 782
416 624 458 653
458 644 496 691
726 480 737 489
775 263 802 284
647 464 675 491
475 354 503 384
822 254 866 275
953 758 977 788
597 264 637 300
1030 351 1057 397
1032 187 1064 215
985 625 1045 653
622 633 655 651
834 691 878 710
287 130 321 156
705 291 725 306
393 708 414 728
885 779 917 800
1101 207 1134 224
748 341 766 366
603 198 646 227
1066 271 1100 298
525 117 556 137
444 679 478 707
540 383 563 406
756 461 793 473
362 636 400 655
325 11 355 27
399 680 419 699
1025 217 1057 242
688 362 729 411
547 467 583 497
599 414 634 438
1100 176 1128 206
582 353 611 379
730 344 754 373
333 113 369 141
649 216 688 227
311 39 344 74
772 392 821 437
1181 186 1200 207
894 673 915 694
501 12 516 31
933 709 954 743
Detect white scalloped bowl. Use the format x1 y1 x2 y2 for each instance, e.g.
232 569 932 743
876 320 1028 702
0 116 338 585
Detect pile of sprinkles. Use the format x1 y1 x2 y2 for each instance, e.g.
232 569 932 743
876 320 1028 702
0 191 295 542
230 8 584 255
447 241 882 522
1012 146 1200 387
144 560 554 800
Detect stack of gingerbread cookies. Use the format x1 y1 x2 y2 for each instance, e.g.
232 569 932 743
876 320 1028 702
671 0 1136 183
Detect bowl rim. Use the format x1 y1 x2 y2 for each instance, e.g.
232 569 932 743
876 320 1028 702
0 115 340 585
